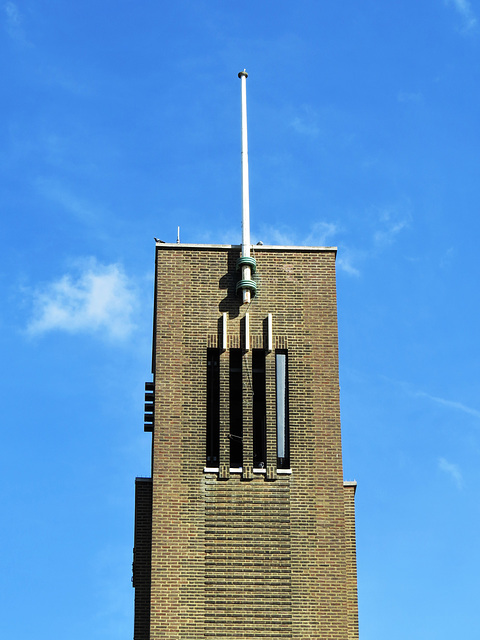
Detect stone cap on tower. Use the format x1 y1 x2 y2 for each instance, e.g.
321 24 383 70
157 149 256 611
153 242 338 254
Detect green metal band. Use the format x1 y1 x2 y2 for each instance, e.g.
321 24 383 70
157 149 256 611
236 256 257 273
236 279 257 295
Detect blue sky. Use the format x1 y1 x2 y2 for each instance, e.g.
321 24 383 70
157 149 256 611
1 1 479 638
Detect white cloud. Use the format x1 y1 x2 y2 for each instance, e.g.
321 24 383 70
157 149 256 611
257 221 362 276
258 221 338 248
446 0 477 31
336 254 361 277
3 1 29 44
197 226 240 245
259 225 297 246
37 179 101 224
416 390 480 419
304 222 362 276
259 202 411 277
438 457 463 488
373 206 411 248
4 1 19 24
304 221 338 246
26 259 138 340
3 2 22 32
389 378 480 421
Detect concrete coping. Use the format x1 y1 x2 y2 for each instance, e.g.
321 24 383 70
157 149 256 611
343 480 358 494
156 242 337 253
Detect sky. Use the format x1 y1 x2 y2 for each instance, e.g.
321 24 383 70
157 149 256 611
1 1 479 638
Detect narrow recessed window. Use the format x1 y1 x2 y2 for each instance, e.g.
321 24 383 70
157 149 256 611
229 349 243 467
206 349 219 466
252 349 266 468
276 350 290 469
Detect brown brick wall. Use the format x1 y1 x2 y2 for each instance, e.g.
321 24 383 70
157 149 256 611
344 484 359 640
134 244 358 639
204 475 291 638
133 477 153 640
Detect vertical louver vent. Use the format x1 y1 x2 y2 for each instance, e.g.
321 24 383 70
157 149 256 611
144 381 154 432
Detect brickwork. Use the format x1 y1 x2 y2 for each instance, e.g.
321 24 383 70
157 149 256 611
133 243 359 639
133 477 152 640
344 484 359 640
204 475 291 638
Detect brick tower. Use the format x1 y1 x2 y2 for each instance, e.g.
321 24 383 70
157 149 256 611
132 73 359 640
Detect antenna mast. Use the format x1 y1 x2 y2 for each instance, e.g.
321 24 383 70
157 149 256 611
236 70 257 304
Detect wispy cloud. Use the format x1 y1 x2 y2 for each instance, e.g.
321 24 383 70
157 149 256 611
258 221 338 248
291 106 320 138
304 221 338 246
258 225 296 246
4 1 20 30
445 0 477 31
416 390 480 419
4 1 19 23
440 246 455 269
373 205 411 248
26 259 138 340
438 457 463 488
42 66 91 96
397 91 423 104
37 179 103 225
257 200 411 277
337 253 361 277
257 221 361 276
386 377 480 421
3 1 29 45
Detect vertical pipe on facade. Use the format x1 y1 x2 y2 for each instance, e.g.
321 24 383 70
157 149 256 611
238 69 251 304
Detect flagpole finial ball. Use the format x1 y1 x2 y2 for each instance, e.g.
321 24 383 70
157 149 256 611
238 70 248 78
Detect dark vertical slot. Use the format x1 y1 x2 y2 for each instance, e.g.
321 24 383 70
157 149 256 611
229 349 243 467
252 349 266 468
276 350 290 469
206 349 220 466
